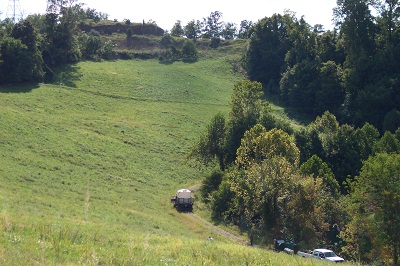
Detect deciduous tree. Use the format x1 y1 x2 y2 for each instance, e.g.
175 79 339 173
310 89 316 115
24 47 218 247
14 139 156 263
343 153 400 265
188 113 226 171
184 20 202 40
171 20 184 37
225 80 266 164
201 11 224 38
231 124 300 229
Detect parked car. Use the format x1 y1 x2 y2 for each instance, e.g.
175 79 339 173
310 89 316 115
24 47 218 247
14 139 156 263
297 248 345 263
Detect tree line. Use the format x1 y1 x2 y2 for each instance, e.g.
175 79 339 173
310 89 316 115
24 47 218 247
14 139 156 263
189 79 400 265
0 0 116 84
188 2 400 264
169 11 253 40
244 1 400 134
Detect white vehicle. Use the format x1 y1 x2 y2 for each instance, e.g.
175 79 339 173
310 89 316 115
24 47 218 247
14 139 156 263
298 248 344 263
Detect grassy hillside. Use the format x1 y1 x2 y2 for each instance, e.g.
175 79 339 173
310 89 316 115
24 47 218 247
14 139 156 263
0 58 351 265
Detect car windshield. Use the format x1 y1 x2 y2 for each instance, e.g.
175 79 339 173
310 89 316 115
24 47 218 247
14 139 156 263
324 252 337 257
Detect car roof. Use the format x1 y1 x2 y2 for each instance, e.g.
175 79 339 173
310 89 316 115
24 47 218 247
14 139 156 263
314 249 333 252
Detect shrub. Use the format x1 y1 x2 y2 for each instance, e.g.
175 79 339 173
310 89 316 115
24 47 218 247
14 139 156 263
201 169 223 203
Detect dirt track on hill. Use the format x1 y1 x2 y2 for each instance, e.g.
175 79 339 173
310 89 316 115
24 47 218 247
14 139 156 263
183 212 250 246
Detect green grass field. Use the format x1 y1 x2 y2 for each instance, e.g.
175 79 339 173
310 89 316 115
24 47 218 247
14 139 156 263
0 58 353 265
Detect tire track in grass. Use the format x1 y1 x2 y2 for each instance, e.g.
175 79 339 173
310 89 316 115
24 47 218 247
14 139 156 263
182 212 250 246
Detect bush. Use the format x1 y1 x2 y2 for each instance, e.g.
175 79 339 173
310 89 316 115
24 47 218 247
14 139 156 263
209 37 221 49
181 39 198 61
201 169 223 203
210 181 237 222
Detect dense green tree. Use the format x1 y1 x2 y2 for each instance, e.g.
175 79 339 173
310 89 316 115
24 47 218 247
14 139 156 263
181 39 198 60
354 122 380 160
343 153 400 265
25 14 47 34
0 20 44 83
0 38 30 83
279 59 320 114
285 17 316 67
0 18 14 38
280 18 345 117
375 0 400 44
383 109 400 133
201 169 223 203
184 20 202 40
334 0 377 124
374 0 400 77
373 131 400 154
235 125 300 168
201 11 224 38
300 155 340 196
326 124 362 188
210 178 238 222
228 80 264 130
308 111 340 153
237 20 253 39
85 7 108 22
188 113 226 171
11 20 44 82
283 175 335 248
225 80 266 164
170 20 184 37
316 61 345 115
355 78 396 131
159 33 174 49
221 22 237 40
43 0 82 66
315 29 345 64
295 127 324 163
78 31 103 60
243 14 293 92
231 124 300 229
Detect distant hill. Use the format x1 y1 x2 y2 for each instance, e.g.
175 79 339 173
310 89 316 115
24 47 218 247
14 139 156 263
78 21 164 36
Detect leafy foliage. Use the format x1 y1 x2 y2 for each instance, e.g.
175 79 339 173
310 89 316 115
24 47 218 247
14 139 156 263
171 20 184 37
201 11 224 38
181 39 198 60
245 0 400 132
342 153 400 265
300 155 340 196
231 125 300 230
243 14 293 91
200 169 224 203
0 21 44 83
188 113 226 170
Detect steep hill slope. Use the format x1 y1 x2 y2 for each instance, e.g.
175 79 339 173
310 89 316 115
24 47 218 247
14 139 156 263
0 58 238 263
0 58 346 265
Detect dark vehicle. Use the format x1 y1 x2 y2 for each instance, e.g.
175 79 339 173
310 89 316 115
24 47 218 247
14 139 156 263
274 239 286 251
274 239 298 254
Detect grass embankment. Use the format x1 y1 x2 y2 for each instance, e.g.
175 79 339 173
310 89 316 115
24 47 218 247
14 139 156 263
0 58 351 265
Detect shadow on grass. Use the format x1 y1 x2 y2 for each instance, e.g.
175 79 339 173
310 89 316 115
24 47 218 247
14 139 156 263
158 59 174 65
158 58 198 65
0 83 41 93
264 91 314 126
182 58 198 64
50 64 83 88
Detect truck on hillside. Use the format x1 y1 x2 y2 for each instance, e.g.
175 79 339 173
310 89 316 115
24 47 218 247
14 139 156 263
170 189 194 211
297 248 345 263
